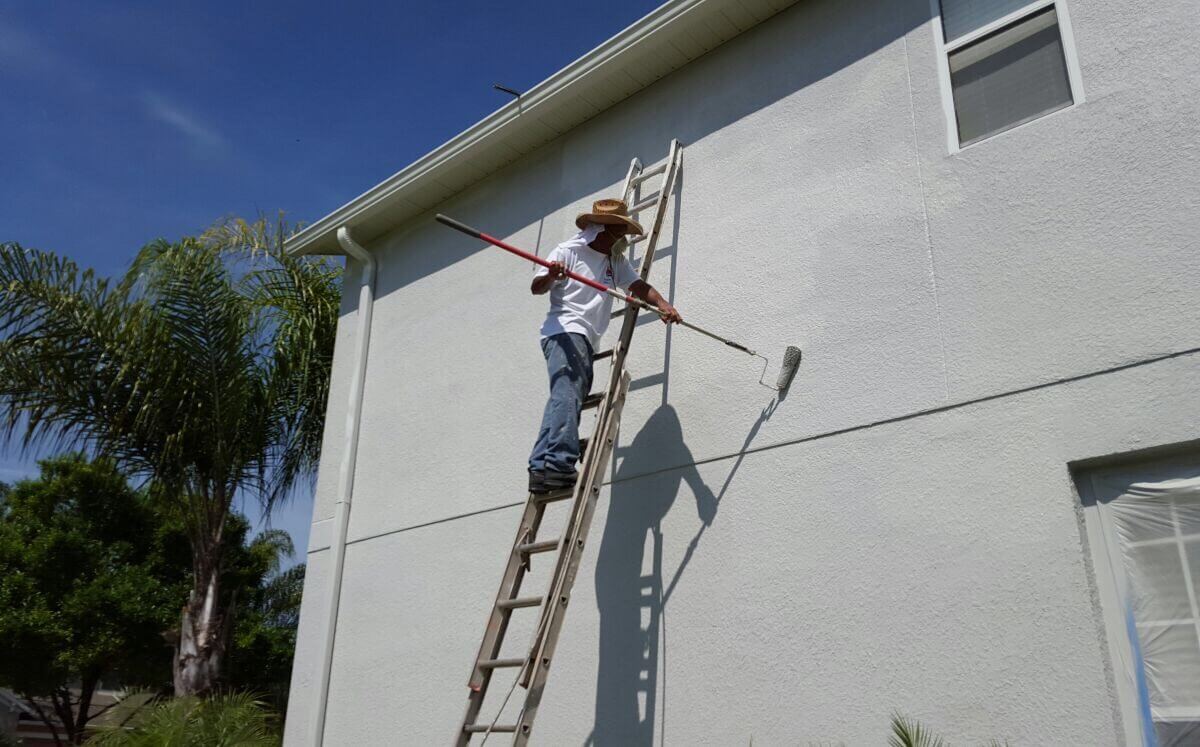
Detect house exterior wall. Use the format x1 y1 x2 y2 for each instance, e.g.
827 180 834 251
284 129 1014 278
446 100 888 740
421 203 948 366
285 0 1200 743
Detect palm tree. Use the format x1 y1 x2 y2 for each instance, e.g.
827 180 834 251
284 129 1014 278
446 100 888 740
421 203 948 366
0 217 340 694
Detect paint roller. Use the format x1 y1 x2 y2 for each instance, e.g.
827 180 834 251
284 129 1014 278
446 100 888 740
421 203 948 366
435 214 803 394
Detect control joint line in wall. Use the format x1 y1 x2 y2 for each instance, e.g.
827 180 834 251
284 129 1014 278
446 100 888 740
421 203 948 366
341 501 525 547
333 344 1200 552
609 344 1200 485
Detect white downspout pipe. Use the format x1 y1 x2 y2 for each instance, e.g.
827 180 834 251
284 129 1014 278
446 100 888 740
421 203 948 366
310 226 376 746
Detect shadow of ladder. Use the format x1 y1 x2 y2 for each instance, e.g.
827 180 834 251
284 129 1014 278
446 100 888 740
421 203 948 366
455 138 684 746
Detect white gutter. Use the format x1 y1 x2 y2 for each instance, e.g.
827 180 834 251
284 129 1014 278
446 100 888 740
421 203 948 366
285 0 795 257
310 227 377 745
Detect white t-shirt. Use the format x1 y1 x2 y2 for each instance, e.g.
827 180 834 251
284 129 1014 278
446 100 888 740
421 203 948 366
535 233 640 351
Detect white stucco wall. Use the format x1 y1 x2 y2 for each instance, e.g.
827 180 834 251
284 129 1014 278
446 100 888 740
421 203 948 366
285 0 1200 743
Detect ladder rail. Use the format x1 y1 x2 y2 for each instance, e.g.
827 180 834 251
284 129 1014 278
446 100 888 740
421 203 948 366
519 139 679 687
513 371 631 743
456 496 550 743
455 140 682 745
517 140 681 743
519 356 628 688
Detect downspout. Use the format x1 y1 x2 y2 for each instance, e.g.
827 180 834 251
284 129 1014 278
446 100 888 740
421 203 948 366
310 226 377 746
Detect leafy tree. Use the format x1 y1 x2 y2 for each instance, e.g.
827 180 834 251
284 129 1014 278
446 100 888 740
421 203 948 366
85 691 280 747
0 455 178 744
0 217 339 694
144 505 303 710
223 531 304 712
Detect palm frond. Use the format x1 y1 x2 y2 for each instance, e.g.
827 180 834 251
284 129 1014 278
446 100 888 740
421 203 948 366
85 691 279 746
206 215 341 510
248 528 295 576
888 713 948 747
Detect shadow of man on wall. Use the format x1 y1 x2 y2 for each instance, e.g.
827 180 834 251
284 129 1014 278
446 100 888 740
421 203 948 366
588 404 715 746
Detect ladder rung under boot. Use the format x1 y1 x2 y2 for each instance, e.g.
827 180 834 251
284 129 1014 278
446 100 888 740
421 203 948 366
464 724 518 734
497 596 542 610
631 162 666 185
478 658 526 669
593 348 614 360
582 392 603 409
518 539 559 555
532 488 573 504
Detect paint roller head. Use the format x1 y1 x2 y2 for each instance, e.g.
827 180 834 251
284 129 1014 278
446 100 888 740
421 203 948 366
775 346 802 392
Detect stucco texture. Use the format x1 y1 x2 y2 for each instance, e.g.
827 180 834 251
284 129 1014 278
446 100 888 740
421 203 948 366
286 0 1200 743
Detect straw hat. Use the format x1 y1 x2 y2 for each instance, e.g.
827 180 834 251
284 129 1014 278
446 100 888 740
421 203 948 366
576 198 644 236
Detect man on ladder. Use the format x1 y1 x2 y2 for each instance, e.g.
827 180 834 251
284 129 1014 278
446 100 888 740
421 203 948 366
527 198 681 495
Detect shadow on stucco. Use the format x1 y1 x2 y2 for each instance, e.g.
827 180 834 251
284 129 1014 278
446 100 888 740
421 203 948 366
584 117 801 741
585 393 783 746
367 0 930 303
587 404 715 746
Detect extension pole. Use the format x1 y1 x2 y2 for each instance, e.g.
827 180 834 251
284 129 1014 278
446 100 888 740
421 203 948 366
434 214 757 356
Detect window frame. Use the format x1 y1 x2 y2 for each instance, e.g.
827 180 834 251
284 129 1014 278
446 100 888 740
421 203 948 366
1077 454 1200 747
930 0 1085 153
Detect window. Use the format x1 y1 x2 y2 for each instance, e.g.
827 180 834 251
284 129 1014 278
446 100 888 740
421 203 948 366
933 0 1083 148
1078 455 1200 746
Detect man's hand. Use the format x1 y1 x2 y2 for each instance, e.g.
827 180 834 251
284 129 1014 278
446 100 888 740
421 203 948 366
629 279 681 323
531 261 568 294
656 301 682 325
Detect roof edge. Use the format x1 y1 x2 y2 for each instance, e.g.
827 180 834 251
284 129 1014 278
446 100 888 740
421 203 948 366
286 0 719 256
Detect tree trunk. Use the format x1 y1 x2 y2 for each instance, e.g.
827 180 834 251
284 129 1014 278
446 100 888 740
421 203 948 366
71 677 97 744
173 540 227 695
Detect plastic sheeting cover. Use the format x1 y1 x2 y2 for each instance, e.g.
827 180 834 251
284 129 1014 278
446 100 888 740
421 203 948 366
1108 476 1200 746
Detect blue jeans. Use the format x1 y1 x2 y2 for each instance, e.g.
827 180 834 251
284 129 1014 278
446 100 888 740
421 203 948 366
529 333 594 474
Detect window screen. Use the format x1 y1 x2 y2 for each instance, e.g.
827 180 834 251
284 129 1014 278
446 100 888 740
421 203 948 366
1100 474 1200 745
947 7 1073 145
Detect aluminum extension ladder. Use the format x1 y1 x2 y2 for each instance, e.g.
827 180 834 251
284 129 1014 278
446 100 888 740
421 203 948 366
455 139 682 745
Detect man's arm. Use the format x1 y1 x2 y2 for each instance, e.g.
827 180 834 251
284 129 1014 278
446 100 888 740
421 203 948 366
629 279 682 324
531 261 567 295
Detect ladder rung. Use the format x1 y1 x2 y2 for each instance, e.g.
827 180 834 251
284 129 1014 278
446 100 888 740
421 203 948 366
478 657 525 669
610 306 629 319
629 194 658 212
518 539 559 555
628 233 647 244
631 163 666 185
582 392 603 409
532 488 574 503
593 348 614 360
497 596 543 610
464 725 519 735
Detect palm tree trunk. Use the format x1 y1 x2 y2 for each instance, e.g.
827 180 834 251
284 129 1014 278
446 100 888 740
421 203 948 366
174 539 227 695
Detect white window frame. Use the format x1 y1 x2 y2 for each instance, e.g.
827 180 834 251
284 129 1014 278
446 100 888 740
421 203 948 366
930 0 1086 153
1077 455 1200 747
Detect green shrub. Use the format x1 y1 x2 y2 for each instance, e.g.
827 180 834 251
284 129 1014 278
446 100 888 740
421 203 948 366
86 692 280 747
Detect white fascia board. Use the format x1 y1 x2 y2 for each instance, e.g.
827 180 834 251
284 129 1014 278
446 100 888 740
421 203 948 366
286 0 724 256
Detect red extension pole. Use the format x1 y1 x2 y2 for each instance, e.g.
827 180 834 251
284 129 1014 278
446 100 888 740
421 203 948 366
434 213 762 358
434 213 647 309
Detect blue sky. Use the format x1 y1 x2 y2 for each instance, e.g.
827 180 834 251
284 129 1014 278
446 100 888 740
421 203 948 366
0 0 661 557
